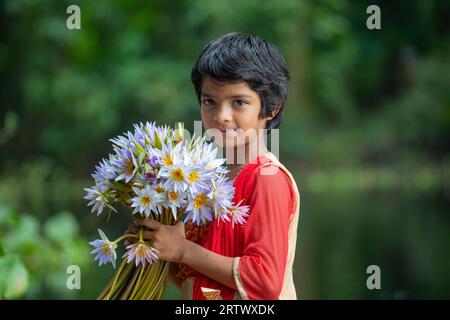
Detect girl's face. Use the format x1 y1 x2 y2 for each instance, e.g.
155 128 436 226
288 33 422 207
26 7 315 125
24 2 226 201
200 75 274 149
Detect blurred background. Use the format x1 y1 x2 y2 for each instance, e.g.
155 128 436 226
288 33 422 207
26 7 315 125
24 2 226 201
0 0 449 299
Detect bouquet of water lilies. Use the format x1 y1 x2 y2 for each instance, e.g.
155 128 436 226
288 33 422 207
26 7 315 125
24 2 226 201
84 121 249 300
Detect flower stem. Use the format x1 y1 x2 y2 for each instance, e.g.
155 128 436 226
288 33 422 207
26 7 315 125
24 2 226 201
105 259 127 300
113 233 138 244
129 264 145 299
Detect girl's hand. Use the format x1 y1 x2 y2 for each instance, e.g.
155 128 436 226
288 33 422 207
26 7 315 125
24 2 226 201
134 217 187 264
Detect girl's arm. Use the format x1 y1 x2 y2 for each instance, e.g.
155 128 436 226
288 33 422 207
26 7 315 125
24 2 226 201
180 240 237 290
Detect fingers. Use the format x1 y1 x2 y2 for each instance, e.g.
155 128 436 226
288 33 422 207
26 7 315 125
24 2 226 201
124 231 153 246
123 220 160 247
141 230 155 242
127 223 139 234
135 217 162 230
124 236 137 247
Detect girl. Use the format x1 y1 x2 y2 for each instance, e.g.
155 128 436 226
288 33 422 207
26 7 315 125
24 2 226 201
129 32 300 300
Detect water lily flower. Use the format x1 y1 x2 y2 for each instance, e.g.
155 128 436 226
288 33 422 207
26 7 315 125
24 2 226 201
84 184 112 216
208 175 234 222
155 124 170 144
229 199 250 228
160 188 187 220
130 186 163 218
185 189 213 225
89 229 118 268
158 161 191 194
152 142 182 167
111 148 139 183
186 165 211 194
92 158 117 182
109 133 133 150
172 122 185 144
142 168 158 185
147 155 159 168
123 242 160 267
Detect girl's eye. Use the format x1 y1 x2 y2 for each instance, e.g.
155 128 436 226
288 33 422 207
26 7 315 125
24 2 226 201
202 99 215 107
234 100 247 107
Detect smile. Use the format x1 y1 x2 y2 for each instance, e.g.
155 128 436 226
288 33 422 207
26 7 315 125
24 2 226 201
220 129 237 135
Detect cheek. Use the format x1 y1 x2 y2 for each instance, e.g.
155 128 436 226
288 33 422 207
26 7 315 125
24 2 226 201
236 109 263 133
200 109 211 128
201 108 224 146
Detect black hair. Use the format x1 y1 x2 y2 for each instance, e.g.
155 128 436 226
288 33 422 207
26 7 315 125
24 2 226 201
191 32 290 133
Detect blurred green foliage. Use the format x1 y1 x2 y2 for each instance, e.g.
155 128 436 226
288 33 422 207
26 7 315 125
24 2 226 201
0 0 449 299
0 206 90 299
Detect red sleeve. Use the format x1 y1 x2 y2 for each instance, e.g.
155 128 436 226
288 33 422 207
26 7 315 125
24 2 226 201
236 164 294 300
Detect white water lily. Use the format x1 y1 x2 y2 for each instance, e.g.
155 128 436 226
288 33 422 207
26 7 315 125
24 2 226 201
165 189 187 220
158 162 191 194
130 186 163 218
151 142 182 167
84 184 113 216
89 229 118 268
111 148 139 183
229 199 250 228
208 175 235 223
185 189 214 226
123 242 160 267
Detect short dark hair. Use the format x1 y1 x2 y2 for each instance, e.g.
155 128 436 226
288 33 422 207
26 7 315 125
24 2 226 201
191 32 290 133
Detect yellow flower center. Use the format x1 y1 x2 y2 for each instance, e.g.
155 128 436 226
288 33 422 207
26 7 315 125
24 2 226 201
171 168 184 181
140 196 152 206
125 158 135 175
162 156 173 166
102 244 111 255
168 191 179 202
155 186 165 193
188 171 200 183
136 245 146 258
193 194 207 209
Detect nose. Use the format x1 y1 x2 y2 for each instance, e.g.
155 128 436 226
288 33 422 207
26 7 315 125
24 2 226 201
213 103 233 124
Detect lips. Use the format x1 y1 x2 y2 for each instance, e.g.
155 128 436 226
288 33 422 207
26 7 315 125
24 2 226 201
219 128 237 136
218 128 236 133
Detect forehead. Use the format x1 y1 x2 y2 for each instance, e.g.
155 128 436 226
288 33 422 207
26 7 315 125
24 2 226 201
201 75 256 98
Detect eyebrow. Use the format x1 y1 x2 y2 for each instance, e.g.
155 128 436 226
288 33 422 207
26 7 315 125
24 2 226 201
201 92 253 99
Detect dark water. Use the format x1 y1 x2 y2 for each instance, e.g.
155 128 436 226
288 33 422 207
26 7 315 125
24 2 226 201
295 190 450 299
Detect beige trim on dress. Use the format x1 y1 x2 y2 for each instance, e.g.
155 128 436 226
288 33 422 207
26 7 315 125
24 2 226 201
232 256 249 300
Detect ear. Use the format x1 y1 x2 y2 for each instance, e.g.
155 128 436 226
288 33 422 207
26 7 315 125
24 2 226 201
267 107 281 121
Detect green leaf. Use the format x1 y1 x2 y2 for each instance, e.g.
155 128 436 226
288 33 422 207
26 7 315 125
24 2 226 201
154 131 162 149
134 141 146 166
138 151 145 166
0 255 29 299
134 141 145 154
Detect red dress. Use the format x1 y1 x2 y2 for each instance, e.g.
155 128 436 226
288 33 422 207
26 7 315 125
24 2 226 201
176 154 296 300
